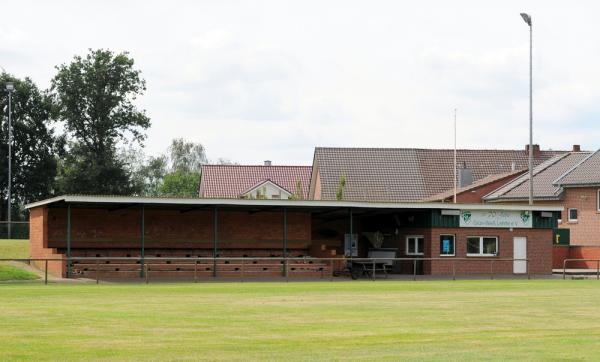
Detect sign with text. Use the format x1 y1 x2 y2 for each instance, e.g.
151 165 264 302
459 210 532 228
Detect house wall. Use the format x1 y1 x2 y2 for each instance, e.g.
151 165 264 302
244 182 292 199
553 246 600 269
45 207 311 249
29 207 65 276
389 227 553 275
451 173 525 203
557 187 600 246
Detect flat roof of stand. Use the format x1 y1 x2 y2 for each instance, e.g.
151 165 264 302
25 194 563 212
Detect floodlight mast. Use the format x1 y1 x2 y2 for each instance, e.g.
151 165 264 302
520 13 533 205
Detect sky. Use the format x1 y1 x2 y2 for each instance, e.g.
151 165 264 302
1 0 599 165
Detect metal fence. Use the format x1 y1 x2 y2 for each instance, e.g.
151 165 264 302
0 222 29 239
562 259 600 280
0 256 535 284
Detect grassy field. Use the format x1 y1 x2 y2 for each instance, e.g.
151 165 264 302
0 239 29 258
1 280 600 361
0 264 39 281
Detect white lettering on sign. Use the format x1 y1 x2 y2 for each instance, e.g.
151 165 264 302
459 210 532 228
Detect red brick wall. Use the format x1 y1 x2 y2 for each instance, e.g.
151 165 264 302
388 227 552 275
558 188 600 246
553 246 600 269
553 246 570 269
46 207 311 250
450 172 525 203
29 207 65 276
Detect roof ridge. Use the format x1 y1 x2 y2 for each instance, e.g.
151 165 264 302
201 164 311 168
315 146 567 152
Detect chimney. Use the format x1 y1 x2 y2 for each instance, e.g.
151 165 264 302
458 161 473 187
525 144 541 158
572 144 581 152
264 160 272 166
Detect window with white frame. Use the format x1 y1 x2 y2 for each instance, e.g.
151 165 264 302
467 236 498 256
406 236 424 255
597 190 600 212
568 208 578 222
439 235 455 256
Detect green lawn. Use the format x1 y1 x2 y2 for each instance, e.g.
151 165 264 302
1 280 600 361
0 239 29 259
0 264 39 281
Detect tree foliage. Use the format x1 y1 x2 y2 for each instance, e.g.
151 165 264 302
167 138 207 173
51 49 150 194
0 73 62 220
159 170 201 197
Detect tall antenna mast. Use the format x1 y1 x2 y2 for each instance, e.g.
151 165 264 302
453 108 457 203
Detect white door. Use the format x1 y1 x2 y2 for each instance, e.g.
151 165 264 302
513 237 527 274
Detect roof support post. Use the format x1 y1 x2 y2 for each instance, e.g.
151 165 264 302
66 204 71 278
283 207 288 278
349 208 353 237
213 207 218 278
140 204 145 278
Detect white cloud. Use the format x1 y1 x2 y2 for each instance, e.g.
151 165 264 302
2 0 600 164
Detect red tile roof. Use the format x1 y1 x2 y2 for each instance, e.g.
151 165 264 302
200 165 312 199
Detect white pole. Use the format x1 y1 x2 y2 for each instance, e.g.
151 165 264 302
453 108 457 203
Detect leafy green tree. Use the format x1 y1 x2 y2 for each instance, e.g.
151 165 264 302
159 170 200 197
0 73 62 220
119 146 167 196
51 49 150 195
168 138 207 172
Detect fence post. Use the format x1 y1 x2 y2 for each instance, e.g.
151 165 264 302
145 263 149 284
96 259 100 284
413 259 417 281
44 260 48 285
527 259 530 280
563 259 567 280
490 260 494 280
241 258 245 283
452 259 456 281
213 256 217 280
285 258 289 282
194 260 198 283
372 260 376 281
597 260 599 281
330 259 334 281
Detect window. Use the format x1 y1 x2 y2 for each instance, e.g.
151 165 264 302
406 236 424 255
439 235 455 256
568 208 578 222
597 190 600 212
467 236 498 256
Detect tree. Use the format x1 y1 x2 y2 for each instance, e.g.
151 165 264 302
0 73 62 221
168 138 207 173
159 170 201 197
290 179 304 200
336 174 346 201
51 49 150 195
119 146 167 196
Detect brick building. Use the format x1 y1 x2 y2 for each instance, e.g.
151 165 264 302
27 195 560 279
483 149 600 268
